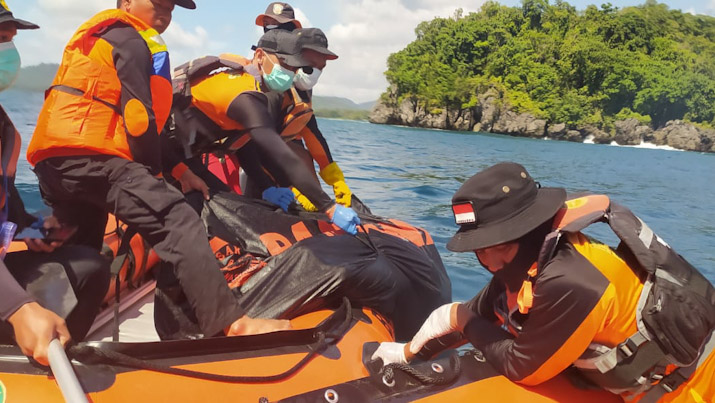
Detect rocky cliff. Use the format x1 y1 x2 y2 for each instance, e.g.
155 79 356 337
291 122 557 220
370 89 715 153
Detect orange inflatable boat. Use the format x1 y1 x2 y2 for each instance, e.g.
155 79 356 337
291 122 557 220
0 299 622 402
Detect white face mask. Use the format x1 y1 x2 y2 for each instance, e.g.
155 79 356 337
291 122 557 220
293 67 322 91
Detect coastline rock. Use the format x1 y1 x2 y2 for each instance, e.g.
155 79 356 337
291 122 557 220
547 123 567 138
651 120 714 152
614 118 652 145
564 130 584 142
492 110 546 138
581 125 611 144
370 90 713 153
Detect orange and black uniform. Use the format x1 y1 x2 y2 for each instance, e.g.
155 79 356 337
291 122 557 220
27 10 245 337
258 88 334 177
460 232 714 401
166 70 334 211
0 105 109 342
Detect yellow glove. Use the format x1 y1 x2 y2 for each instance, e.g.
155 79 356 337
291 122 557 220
291 187 318 212
319 162 353 207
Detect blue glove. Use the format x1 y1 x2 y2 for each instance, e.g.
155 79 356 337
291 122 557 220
262 187 295 212
328 204 360 235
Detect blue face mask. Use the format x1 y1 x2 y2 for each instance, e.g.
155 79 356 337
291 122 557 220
261 54 295 93
0 41 21 92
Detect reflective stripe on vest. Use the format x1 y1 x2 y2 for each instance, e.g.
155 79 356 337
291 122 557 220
27 9 172 165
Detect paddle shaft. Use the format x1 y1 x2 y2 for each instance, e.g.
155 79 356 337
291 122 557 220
48 339 88 403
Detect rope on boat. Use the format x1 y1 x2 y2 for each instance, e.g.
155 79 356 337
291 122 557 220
68 299 353 384
381 352 461 386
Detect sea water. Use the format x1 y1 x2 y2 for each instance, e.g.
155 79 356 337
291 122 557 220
2 89 713 303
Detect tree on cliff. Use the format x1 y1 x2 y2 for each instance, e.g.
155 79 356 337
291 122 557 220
383 0 715 129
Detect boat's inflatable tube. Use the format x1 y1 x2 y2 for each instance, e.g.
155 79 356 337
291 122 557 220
0 303 622 402
156 191 452 341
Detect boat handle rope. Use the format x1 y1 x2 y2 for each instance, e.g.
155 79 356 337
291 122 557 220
381 352 461 386
67 298 354 384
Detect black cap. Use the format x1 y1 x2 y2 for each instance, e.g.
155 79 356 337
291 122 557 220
296 28 338 60
0 1 39 30
256 29 308 68
255 2 302 28
446 162 566 252
173 0 197 9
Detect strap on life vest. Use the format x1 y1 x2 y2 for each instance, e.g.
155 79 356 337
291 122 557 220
546 194 715 397
516 263 538 314
639 330 715 403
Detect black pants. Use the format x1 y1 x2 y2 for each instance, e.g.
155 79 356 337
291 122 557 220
0 246 110 342
34 156 244 337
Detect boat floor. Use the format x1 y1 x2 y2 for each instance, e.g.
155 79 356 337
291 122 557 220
85 281 160 343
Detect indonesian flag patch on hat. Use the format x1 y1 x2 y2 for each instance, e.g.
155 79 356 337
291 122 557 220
452 202 476 225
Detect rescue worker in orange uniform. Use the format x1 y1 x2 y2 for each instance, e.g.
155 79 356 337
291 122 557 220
253 6 356 211
165 28 360 234
26 0 291 339
0 2 109 366
373 162 714 402
270 28 354 211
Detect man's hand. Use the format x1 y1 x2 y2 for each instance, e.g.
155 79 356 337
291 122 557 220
332 180 353 207
225 316 292 336
23 216 62 253
409 303 475 355
327 204 360 235
178 169 210 200
262 187 296 212
371 342 412 365
8 302 71 366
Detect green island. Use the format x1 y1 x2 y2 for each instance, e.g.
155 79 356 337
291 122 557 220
370 0 715 152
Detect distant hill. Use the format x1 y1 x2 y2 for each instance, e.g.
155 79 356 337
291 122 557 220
14 63 58 92
311 96 373 111
14 63 375 120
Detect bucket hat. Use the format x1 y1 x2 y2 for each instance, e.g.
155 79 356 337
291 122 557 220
0 1 39 30
446 162 566 252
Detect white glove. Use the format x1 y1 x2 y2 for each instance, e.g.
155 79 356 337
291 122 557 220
371 342 408 365
409 303 460 355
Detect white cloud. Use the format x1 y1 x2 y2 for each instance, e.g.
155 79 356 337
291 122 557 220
15 1 105 66
708 0 715 15
314 0 485 102
15 0 487 102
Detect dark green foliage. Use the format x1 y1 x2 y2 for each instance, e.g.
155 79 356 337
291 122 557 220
383 1 715 128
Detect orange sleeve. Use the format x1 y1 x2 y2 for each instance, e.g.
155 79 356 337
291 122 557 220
464 246 616 385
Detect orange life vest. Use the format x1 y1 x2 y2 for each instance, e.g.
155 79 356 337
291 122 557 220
279 88 313 140
26 9 172 166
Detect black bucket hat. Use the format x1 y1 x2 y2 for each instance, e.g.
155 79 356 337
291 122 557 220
446 162 566 252
255 2 302 29
0 1 39 30
296 28 338 60
256 29 308 68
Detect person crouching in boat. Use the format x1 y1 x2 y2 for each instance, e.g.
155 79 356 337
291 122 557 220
250 28 355 213
373 162 715 402
249 5 356 211
164 28 361 234
0 2 110 366
26 0 291 339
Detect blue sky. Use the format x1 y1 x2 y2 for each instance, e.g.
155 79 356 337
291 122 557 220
7 0 714 102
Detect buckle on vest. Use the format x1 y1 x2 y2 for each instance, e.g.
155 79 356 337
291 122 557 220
618 338 639 358
659 371 688 393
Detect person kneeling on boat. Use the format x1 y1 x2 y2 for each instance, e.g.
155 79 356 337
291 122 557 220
165 28 360 234
373 162 715 402
0 4 110 366
26 0 291 340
